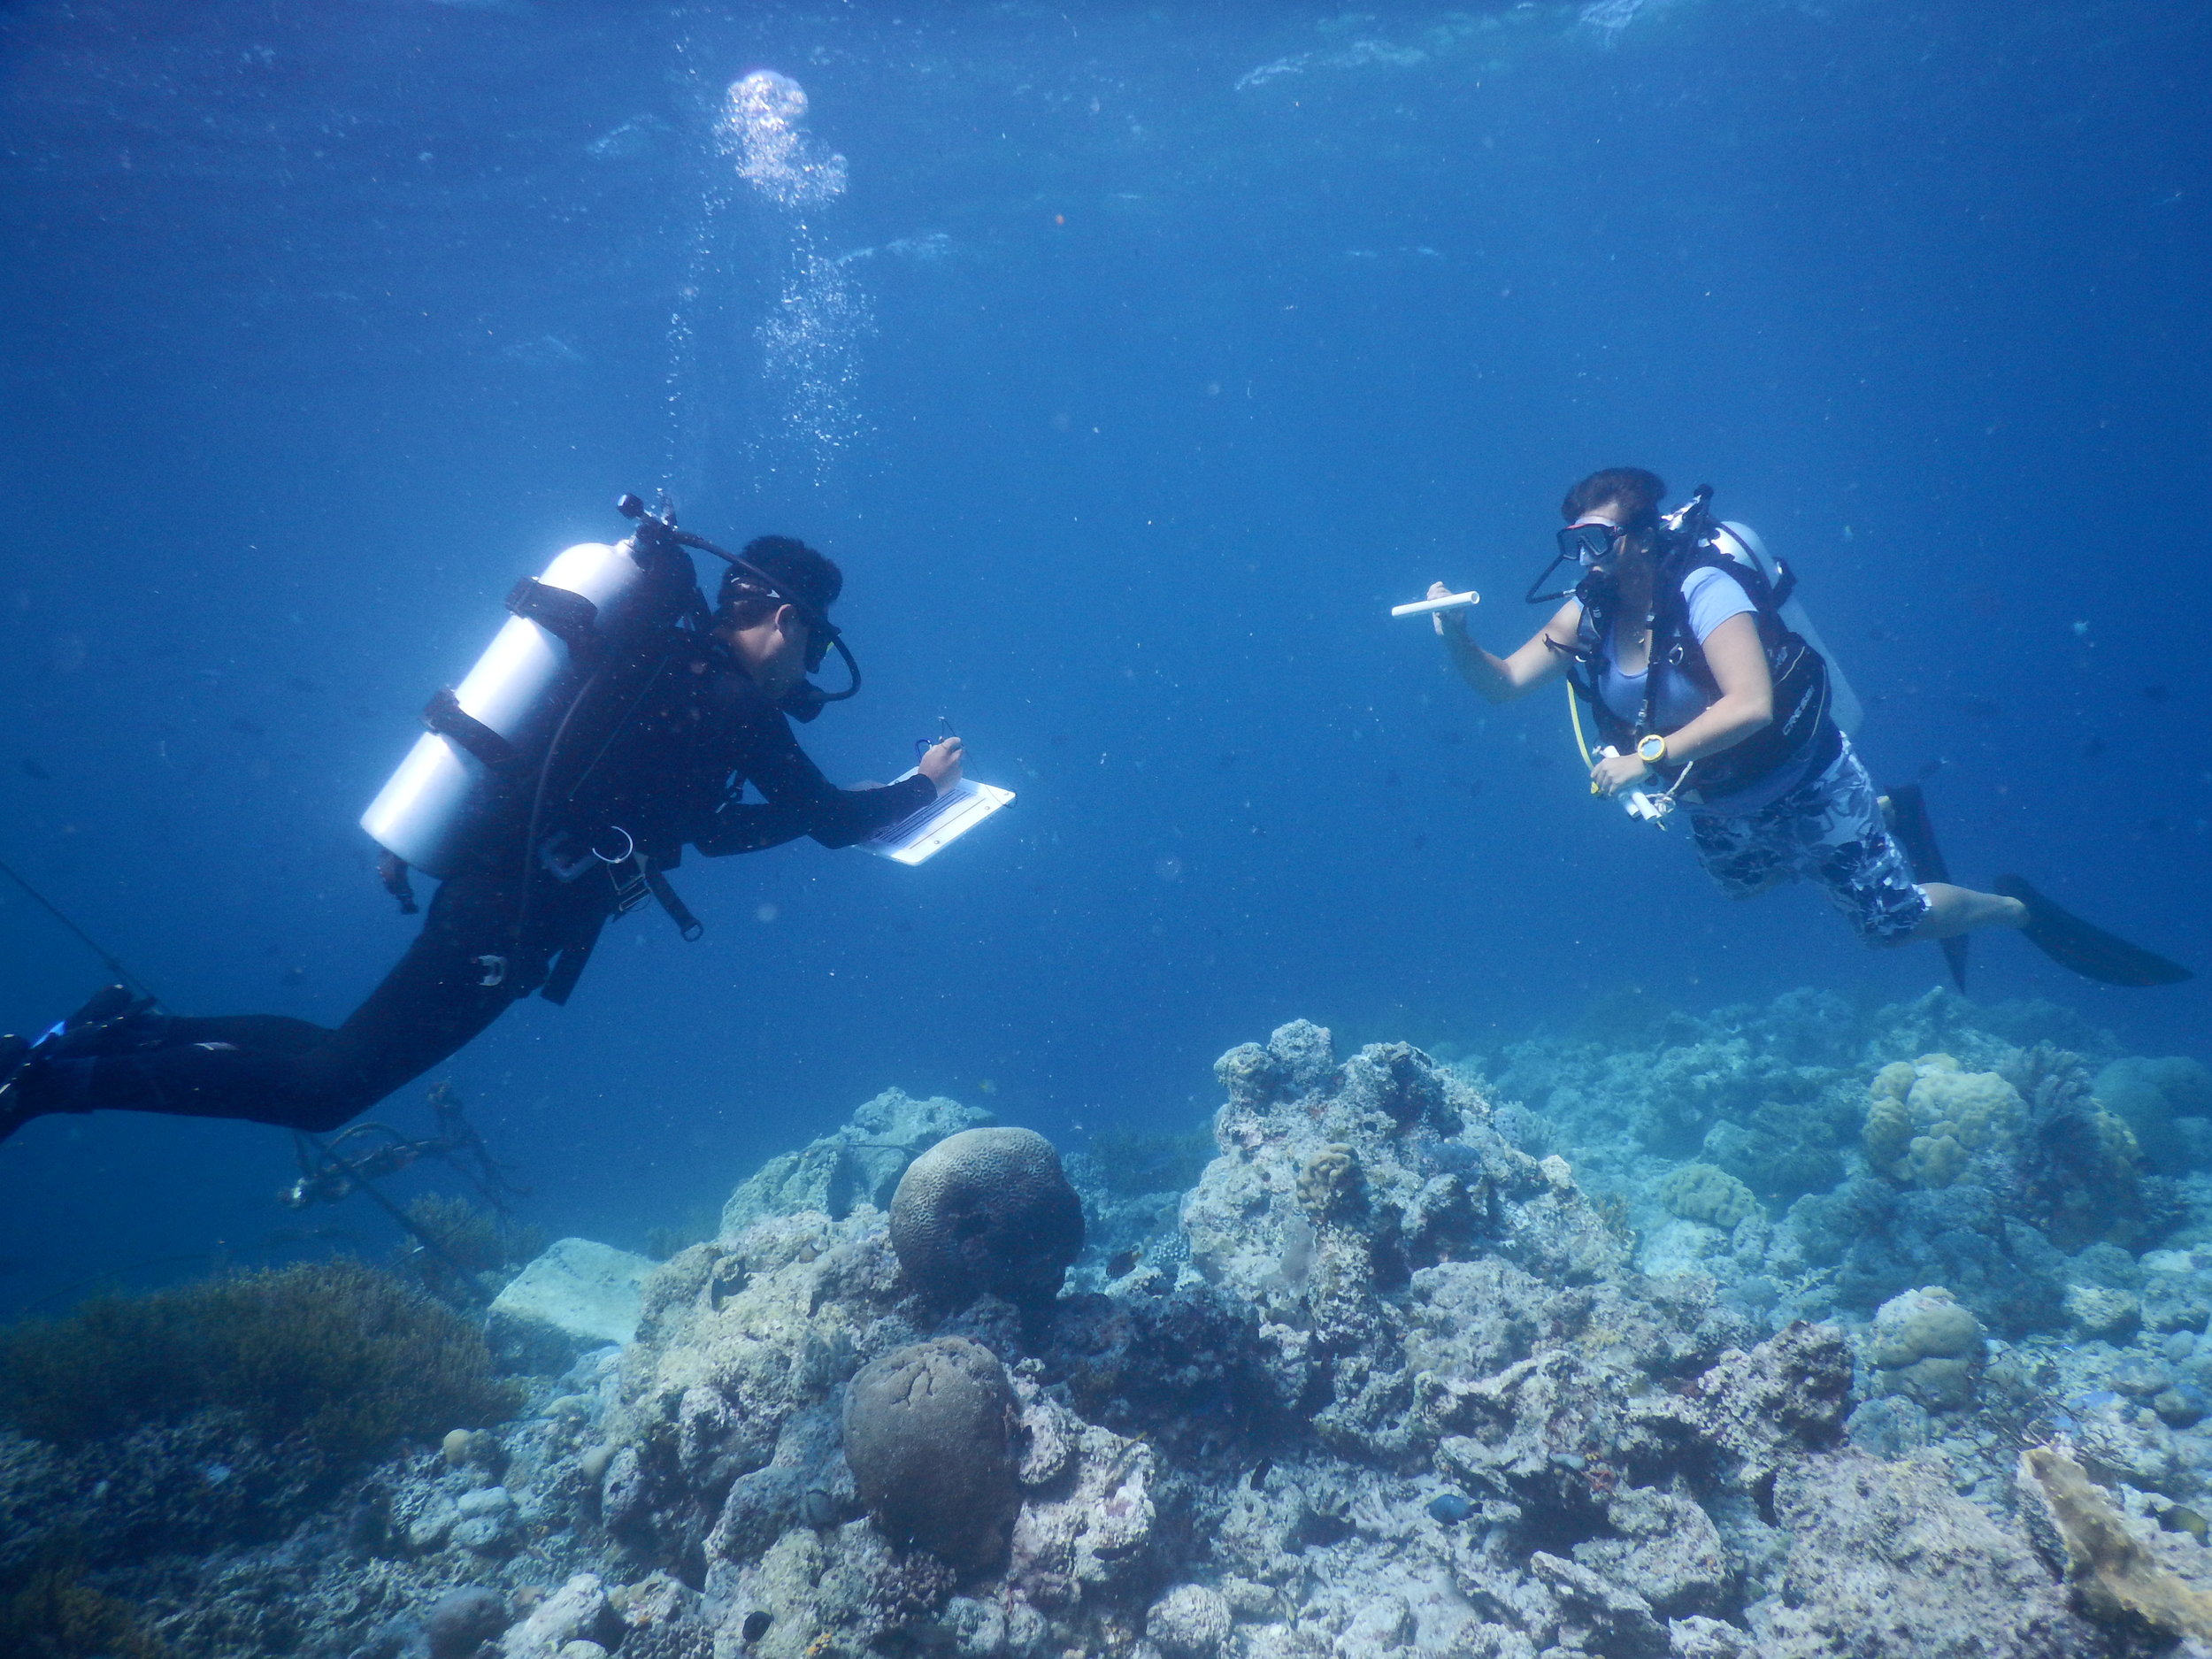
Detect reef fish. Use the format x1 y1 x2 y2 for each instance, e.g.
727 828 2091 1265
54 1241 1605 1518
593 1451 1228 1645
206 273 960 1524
1427 1492 1475 1524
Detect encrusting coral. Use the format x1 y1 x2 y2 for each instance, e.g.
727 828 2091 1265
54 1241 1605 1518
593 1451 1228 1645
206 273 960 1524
2018 1442 2212 1641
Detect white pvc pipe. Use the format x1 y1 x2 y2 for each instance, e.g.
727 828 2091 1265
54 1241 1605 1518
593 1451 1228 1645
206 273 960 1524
1390 590 1480 618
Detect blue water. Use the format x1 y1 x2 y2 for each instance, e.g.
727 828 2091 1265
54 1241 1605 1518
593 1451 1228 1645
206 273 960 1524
0 0 2205 1309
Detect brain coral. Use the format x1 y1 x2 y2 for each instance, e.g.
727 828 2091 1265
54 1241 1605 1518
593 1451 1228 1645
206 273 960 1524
1861 1056 2024 1188
1867 1286 1985 1409
888 1126 1084 1308
841 1336 1019 1573
1656 1163 1760 1229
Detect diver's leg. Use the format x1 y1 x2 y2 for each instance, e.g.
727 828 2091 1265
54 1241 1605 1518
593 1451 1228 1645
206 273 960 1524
1904 882 2027 942
1789 745 1934 947
10 865 541 1133
1688 805 1791 901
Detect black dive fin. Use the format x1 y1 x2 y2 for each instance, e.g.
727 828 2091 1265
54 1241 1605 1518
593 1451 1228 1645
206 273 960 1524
1885 783 1969 990
1993 875 2193 987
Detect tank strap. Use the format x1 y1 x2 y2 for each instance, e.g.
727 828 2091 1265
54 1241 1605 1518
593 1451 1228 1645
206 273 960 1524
375 850 419 916
643 865 705 942
538 910 606 1005
423 687 525 774
507 578 602 662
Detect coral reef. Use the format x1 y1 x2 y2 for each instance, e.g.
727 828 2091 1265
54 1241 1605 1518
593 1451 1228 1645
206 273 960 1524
1 987 2209 1659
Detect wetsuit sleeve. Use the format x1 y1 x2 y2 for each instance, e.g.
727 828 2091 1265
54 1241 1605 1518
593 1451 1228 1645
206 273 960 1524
694 689 936 856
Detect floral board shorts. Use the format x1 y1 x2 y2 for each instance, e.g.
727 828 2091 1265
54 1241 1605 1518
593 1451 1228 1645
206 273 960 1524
1688 738 1932 946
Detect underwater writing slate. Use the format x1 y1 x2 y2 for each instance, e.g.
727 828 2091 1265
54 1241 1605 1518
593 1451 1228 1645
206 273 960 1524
863 773 1017 866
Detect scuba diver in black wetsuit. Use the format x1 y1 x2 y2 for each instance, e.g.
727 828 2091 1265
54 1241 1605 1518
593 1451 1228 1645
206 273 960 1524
1422 466 2190 987
0 500 965 1140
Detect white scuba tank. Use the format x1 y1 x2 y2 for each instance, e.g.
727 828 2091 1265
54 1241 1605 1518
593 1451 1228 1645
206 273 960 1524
360 539 655 879
1711 520 1865 738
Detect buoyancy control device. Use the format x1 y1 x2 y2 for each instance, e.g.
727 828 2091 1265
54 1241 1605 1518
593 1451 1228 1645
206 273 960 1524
360 526 693 880
1551 486 1862 799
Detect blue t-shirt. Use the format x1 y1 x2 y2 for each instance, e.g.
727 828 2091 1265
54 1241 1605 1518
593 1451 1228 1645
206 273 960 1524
1597 565 1822 815
1596 566 1755 732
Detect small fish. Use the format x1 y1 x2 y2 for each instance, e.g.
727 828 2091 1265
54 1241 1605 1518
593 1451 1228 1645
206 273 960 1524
586 114 672 162
1914 757 1946 781
2165 1506 2210 1543
2082 738 2108 758
231 718 266 737
286 676 323 695
2144 684 2170 703
280 965 306 987
1427 1492 1475 1524
503 334 586 371
19 757 50 780
1248 1457 1272 1491
1106 1248 1140 1278
1959 697 2001 720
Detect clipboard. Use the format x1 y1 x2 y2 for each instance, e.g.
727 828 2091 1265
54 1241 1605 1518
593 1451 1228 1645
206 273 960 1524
864 771 1017 865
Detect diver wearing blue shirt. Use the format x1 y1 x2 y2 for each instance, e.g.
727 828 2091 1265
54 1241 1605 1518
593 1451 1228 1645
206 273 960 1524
1424 467 2188 984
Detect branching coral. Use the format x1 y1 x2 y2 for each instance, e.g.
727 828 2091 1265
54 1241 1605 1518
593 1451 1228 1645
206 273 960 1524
0 1557 170 1659
0 1259 518 1462
2002 1044 2145 1249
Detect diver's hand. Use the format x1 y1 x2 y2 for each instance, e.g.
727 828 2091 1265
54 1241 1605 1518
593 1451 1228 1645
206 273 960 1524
918 736 964 796
1427 581 1471 638
1591 752 1650 797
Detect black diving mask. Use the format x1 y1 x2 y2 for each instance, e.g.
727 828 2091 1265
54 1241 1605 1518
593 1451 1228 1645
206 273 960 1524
728 562 861 720
1525 520 1632 605
1558 521 1629 568
612 500 864 722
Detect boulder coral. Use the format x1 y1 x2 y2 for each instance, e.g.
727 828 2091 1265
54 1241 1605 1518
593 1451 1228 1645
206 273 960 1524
1861 1056 2024 1188
841 1337 1020 1574
888 1126 1084 1309
1657 1162 1761 1229
1865 1286 1985 1409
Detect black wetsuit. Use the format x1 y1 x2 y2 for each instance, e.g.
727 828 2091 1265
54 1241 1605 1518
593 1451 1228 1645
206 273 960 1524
24 630 933 1133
